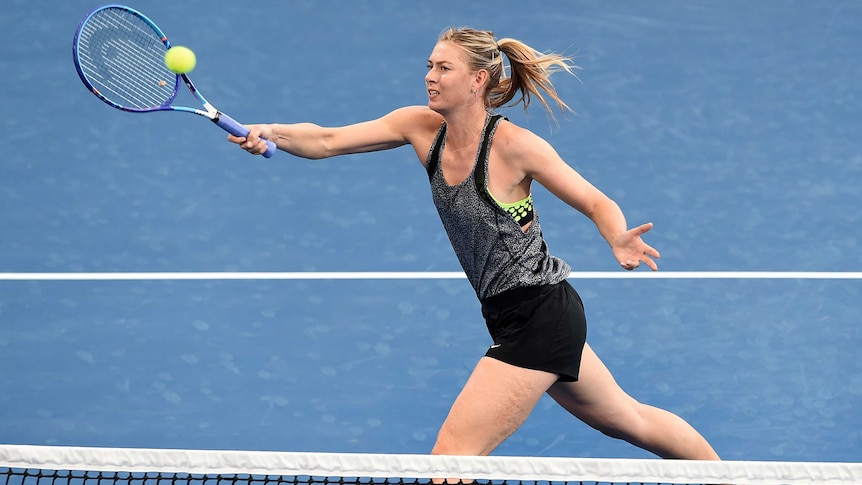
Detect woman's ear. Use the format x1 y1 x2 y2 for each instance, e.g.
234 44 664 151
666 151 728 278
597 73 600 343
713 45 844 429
472 69 489 93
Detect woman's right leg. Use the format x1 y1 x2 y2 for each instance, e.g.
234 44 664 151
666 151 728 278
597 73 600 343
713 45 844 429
547 343 721 460
431 356 559 457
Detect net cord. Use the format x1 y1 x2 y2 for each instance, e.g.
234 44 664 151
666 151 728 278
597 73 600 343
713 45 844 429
2 445 861 485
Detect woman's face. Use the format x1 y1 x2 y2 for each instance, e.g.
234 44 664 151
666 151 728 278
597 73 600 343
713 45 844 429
425 41 475 113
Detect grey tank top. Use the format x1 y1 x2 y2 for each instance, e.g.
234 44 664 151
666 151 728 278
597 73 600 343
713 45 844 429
426 114 571 300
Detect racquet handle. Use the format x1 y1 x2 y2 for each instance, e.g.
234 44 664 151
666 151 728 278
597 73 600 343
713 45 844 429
214 112 277 158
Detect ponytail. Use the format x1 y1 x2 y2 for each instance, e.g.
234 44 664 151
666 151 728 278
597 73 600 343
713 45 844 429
438 27 579 120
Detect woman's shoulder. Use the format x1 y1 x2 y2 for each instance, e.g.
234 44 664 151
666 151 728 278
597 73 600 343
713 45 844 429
378 106 446 149
386 105 444 128
492 117 545 151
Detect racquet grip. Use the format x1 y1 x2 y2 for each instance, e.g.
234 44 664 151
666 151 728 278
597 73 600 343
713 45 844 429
214 112 277 158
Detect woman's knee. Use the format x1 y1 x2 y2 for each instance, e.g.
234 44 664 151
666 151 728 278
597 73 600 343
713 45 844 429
591 417 641 441
577 400 649 442
430 426 461 455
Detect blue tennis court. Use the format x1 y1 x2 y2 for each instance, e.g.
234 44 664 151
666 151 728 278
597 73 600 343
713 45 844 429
1 0 860 464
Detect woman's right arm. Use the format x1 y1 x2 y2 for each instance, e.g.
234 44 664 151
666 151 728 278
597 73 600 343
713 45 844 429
228 105 439 160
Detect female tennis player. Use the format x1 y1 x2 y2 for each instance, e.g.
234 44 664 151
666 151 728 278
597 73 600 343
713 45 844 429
229 27 721 461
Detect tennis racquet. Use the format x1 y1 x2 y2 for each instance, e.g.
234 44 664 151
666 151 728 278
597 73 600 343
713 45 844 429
73 4 276 157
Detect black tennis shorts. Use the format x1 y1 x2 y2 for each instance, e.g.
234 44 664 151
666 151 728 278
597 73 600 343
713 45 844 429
479 280 587 382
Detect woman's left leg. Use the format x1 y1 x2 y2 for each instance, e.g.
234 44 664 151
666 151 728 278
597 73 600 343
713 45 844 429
547 343 720 460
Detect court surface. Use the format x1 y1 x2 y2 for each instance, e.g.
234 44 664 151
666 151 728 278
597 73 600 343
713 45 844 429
1 0 861 463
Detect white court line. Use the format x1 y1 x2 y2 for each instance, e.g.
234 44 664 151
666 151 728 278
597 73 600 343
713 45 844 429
0 271 860 281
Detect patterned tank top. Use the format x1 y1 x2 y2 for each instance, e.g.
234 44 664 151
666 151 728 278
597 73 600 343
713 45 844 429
426 114 571 300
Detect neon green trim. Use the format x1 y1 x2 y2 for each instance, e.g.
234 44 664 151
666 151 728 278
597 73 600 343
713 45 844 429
491 193 534 223
493 194 531 211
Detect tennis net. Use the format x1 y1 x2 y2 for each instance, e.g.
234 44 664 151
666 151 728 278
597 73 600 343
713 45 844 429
2 445 861 485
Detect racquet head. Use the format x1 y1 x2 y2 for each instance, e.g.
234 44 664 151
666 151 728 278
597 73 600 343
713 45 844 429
73 5 179 112
73 4 277 158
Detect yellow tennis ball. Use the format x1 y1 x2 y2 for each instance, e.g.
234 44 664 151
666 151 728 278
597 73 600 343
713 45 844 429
164 46 196 74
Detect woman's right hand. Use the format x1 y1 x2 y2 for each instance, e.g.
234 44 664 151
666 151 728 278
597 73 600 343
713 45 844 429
227 124 274 156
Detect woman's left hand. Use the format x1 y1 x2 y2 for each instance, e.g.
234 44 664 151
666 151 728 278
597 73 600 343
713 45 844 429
613 222 660 271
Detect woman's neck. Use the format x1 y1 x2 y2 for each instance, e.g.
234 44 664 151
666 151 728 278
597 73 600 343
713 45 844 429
443 109 489 151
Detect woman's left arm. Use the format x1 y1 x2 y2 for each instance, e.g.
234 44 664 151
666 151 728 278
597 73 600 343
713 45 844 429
502 124 660 270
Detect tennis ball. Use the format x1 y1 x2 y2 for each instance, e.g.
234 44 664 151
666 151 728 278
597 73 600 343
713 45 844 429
164 46 196 74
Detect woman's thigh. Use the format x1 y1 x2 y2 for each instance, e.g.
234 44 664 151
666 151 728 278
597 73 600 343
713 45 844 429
546 343 641 434
432 356 559 456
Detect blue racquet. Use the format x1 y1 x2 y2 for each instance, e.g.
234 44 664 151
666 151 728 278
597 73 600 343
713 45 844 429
73 4 276 157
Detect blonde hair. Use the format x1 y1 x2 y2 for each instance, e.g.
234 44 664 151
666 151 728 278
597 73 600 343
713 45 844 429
438 27 579 119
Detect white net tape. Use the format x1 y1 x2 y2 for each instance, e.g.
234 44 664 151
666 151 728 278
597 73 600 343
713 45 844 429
2 445 862 485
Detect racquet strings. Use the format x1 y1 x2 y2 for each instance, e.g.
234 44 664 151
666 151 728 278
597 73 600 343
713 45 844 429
76 7 176 110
